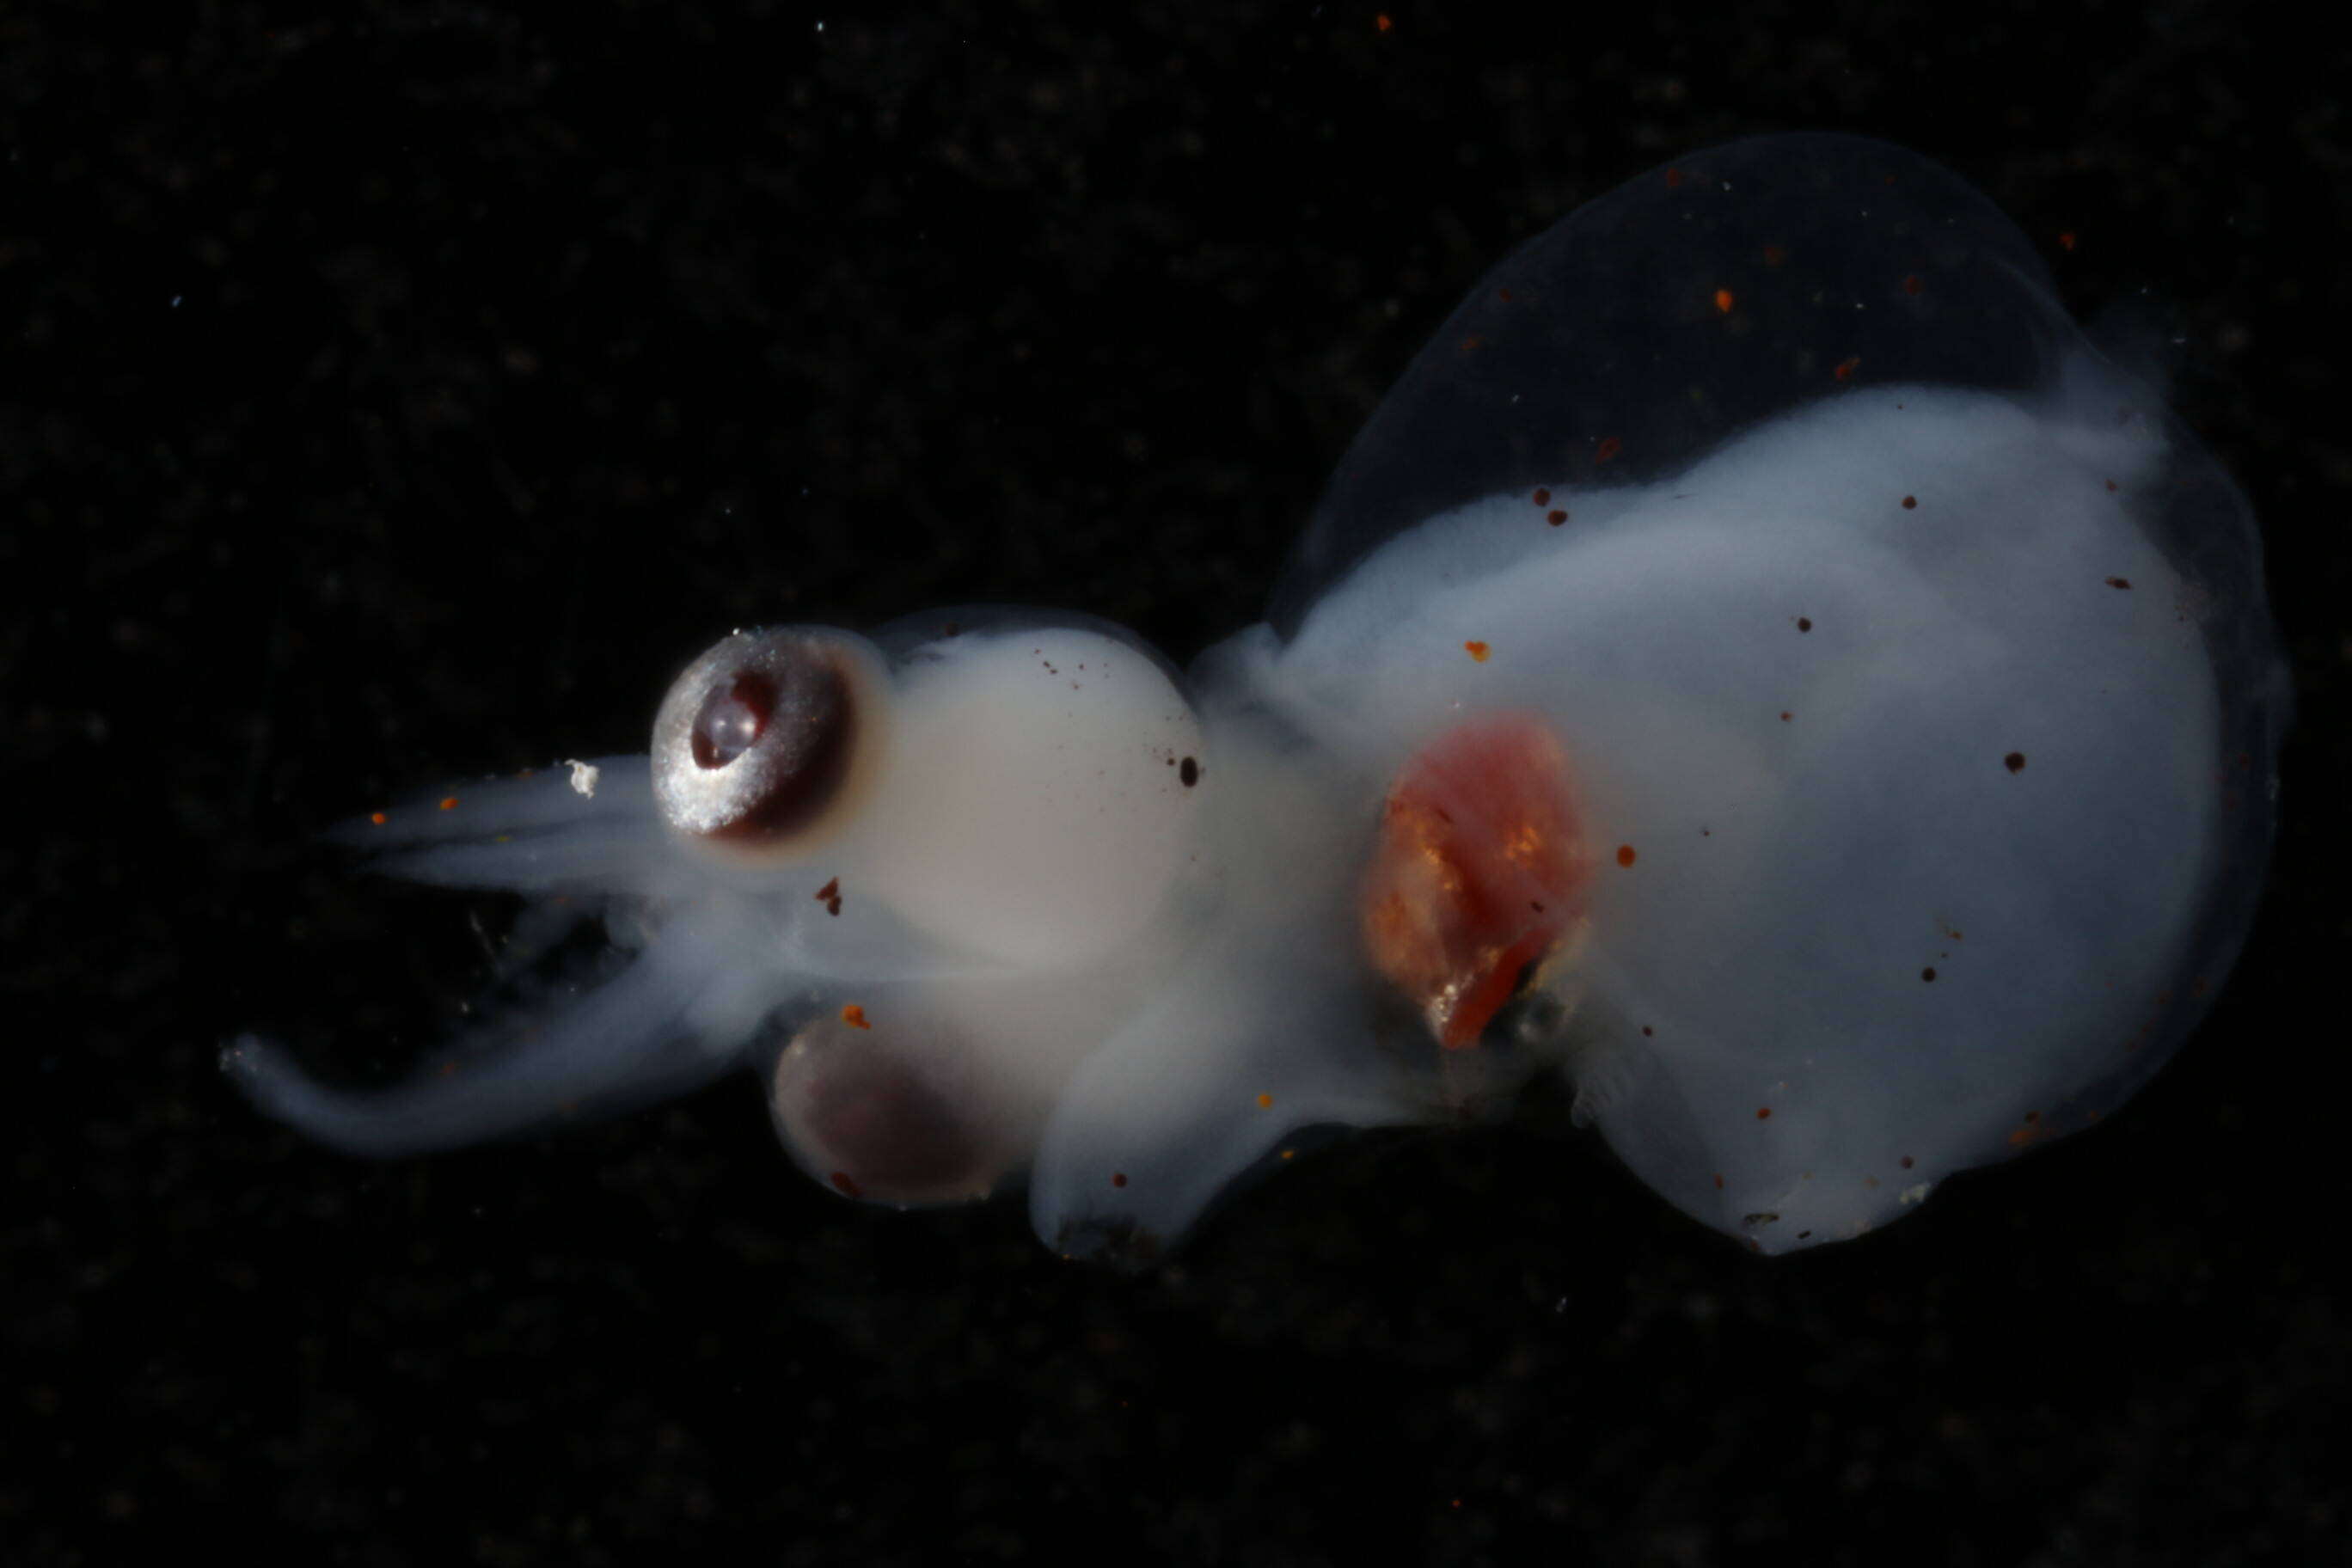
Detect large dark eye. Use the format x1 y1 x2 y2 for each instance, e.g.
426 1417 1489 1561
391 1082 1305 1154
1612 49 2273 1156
769 1008 1027 1207
651 628 886 858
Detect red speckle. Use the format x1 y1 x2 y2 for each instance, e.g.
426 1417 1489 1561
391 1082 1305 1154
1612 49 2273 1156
438 796 459 812
1779 711 1792 722
1796 616 1812 632
1641 1026 1655 1038
2058 230 2077 252
1464 640 1491 663
1111 1172 1129 1189
1547 509 1567 526
1460 334 1483 353
830 1171 864 1198
1594 434 1623 463
1256 1093 1274 1110
841 1003 871 1030
2105 576 2132 591
1834 355 1862 381
2104 478 2120 492
1498 286 1514 303
1900 1155 1915 1169
1762 244 1788 266
1713 288 1735 314
814 876 843 916
1615 844 1637 868
1532 487 1549 505
1901 495 1918 510
1664 166 1685 189
1712 1173 1725 1189
1902 273 1924 296
2004 752 2026 773
370 811 389 826
1375 12 1393 30
1755 1106 1773 1120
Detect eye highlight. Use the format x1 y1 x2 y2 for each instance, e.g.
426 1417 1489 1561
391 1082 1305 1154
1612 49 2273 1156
650 627 887 858
689 671 780 769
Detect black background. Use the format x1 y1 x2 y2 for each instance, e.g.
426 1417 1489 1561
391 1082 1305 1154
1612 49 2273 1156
8 3 2345 1564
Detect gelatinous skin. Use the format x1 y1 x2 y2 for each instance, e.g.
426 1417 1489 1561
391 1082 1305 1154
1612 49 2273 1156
229 133 2288 1263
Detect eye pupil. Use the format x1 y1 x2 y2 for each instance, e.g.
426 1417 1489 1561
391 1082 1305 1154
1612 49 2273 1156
689 672 775 769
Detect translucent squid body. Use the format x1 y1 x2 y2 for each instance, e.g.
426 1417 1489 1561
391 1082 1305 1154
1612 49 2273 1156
228 134 2289 1259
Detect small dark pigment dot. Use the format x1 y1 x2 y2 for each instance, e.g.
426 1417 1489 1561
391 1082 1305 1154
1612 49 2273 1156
1179 756 1199 787
1921 967 1937 983
2004 752 2026 773
1796 616 1812 632
1901 494 1918 510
